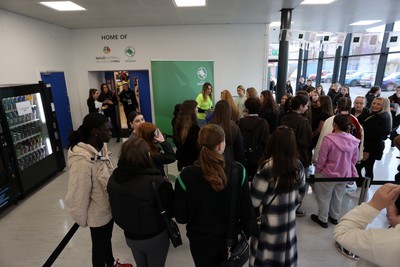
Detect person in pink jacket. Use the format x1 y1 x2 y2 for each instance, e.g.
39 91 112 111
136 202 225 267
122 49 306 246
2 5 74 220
311 114 360 228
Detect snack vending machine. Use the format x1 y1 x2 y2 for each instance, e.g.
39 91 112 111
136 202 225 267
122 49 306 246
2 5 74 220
0 121 20 212
0 82 65 201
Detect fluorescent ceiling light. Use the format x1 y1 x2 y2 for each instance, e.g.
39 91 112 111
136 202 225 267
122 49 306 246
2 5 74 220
301 0 336 4
350 20 382 26
40 1 86 11
173 0 206 7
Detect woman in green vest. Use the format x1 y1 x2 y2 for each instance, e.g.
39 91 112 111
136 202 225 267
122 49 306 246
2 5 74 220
196 82 213 127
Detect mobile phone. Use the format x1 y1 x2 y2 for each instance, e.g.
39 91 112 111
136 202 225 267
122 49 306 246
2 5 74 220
154 129 159 138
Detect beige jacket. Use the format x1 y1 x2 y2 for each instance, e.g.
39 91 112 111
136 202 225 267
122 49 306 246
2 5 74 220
334 203 400 267
65 142 114 227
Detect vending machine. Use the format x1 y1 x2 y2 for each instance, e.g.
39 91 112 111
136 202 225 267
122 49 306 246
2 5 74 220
0 122 20 212
0 82 65 198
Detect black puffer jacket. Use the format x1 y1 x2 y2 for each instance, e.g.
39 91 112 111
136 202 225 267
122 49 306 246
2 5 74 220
107 160 174 240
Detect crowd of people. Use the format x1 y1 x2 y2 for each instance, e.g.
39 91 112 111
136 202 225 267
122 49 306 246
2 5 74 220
86 80 140 143
65 80 400 267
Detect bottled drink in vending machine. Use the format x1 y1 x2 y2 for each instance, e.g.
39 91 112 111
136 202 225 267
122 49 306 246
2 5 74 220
32 106 37 120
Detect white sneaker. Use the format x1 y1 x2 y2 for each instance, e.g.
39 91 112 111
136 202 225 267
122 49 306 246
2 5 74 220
346 187 361 199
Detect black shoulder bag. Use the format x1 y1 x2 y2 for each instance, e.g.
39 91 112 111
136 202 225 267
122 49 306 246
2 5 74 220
151 181 182 248
221 164 249 267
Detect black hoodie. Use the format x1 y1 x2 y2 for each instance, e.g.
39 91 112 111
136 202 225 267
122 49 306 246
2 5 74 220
107 160 174 240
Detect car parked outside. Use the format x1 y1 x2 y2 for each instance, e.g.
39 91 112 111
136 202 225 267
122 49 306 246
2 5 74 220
308 70 331 81
346 70 357 76
360 73 375 88
345 72 374 87
321 73 333 83
382 72 400 91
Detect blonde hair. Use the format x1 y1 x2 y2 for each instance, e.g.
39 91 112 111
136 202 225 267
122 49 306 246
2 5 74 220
246 87 259 100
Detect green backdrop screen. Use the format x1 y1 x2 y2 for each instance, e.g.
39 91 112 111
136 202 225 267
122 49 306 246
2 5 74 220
151 60 214 136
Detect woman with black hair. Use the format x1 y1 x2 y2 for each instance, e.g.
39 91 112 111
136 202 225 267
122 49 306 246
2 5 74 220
174 100 200 171
238 98 270 181
250 126 306 267
65 113 131 267
281 95 312 173
259 90 278 133
210 100 244 164
98 83 121 142
281 95 312 217
365 86 381 109
87 88 105 113
312 114 360 228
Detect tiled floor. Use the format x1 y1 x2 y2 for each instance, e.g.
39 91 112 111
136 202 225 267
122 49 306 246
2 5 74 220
0 138 397 267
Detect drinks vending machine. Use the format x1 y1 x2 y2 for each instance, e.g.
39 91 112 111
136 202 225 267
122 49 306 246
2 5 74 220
0 82 65 207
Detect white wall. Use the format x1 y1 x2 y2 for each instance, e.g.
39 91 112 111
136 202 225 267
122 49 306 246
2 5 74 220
70 24 266 126
0 9 81 126
0 9 266 127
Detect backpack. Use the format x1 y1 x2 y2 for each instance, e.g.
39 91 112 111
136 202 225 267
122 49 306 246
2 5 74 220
242 119 265 165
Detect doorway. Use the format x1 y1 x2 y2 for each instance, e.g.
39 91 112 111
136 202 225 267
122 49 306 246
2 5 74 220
89 70 152 136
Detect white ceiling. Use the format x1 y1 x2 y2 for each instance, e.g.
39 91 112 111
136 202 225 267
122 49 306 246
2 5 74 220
0 0 399 33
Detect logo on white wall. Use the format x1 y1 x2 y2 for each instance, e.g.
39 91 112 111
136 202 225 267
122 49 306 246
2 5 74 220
103 46 111 54
197 67 207 80
125 46 136 57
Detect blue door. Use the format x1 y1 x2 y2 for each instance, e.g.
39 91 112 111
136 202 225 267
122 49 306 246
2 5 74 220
40 72 73 148
129 70 152 122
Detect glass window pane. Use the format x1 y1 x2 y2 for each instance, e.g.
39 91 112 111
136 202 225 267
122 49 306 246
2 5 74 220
383 53 400 91
346 55 379 88
389 21 400 52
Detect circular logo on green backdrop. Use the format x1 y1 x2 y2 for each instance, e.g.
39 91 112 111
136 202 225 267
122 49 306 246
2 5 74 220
197 67 207 80
125 46 136 57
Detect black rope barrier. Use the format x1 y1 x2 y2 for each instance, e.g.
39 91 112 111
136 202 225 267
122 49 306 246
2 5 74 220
43 223 79 267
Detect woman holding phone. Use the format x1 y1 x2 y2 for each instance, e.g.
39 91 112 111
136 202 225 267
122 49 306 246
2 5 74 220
138 122 176 179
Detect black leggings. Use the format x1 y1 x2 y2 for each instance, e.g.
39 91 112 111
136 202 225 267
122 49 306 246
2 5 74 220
89 219 115 267
356 156 376 187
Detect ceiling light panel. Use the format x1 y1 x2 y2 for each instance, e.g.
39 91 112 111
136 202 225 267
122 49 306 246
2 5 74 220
40 1 86 11
173 0 206 7
301 0 336 4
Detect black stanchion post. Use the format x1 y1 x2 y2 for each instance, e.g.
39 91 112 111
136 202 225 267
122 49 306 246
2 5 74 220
358 177 371 205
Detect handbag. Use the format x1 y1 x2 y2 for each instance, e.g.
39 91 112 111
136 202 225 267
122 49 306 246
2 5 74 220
221 163 249 267
151 181 182 248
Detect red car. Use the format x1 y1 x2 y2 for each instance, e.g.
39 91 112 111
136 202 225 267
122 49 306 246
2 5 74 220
308 70 331 81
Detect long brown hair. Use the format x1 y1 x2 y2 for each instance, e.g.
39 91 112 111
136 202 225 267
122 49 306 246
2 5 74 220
319 96 333 116
174 100 198 144
201 82 213 101
196 124 227 192
260 90 278 114
246 87 259 100
220 90 239 123
137 122 160 156
88 88 98 100
210 100 232 145
262 126 301 194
